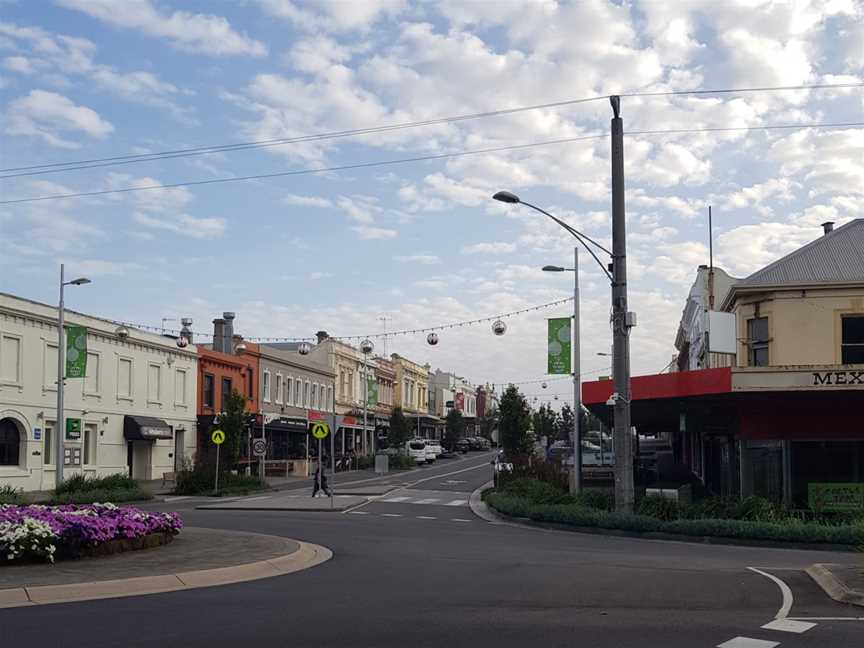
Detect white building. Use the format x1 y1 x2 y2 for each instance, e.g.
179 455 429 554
0 293 198 492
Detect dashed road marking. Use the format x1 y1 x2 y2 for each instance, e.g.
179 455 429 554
716 638 779 648
381 513 402 517
348 511 369 515
451 518 472 523
382 496 411 503
414 498 440 505
416 516 437 520
761 619 816 633
445 499 468 506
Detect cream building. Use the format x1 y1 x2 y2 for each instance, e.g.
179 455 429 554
391 354 434 437
0 292 198 491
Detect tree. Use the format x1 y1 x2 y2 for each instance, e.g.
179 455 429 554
388 406 410 450
445 409 465 450
478 406 499 442
531 404 559 446
220 390 248 468
499 385 532 458
556 404 575 443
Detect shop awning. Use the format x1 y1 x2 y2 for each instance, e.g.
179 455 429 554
124 415 173 441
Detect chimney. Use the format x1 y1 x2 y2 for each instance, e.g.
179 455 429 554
316 330 329 344
180 318 193 344
212 318 225 352
821 221 834 235
223 312 236 353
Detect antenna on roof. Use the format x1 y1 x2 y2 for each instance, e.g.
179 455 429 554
708 205 715 311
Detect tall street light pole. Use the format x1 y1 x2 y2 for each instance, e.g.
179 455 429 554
610 95 635 514
56 264 91 488
493 191 613 497
360 339 374 456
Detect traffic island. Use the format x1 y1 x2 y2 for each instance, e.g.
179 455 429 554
807 564 864 607
0 527 331 608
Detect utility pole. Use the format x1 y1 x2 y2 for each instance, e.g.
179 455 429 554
610 95 635 514
571 245 582 495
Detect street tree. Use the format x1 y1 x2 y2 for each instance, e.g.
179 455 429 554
445 409 465 450
499 385 533 458
220 390 248 469
531 404 558 446
478 406 499 442
388 406 410 450
556 404 574 443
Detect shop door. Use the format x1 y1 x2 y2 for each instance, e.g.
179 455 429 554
130 442 152 480
174 430 185 472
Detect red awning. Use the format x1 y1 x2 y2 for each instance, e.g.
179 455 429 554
582 367 732 404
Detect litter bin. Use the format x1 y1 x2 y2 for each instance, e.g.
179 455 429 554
374 452 389 475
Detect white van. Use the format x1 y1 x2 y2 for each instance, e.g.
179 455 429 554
406 440 428 464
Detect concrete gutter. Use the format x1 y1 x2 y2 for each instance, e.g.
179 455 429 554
0 540 332 609
807 563 864 607
468 480 504 524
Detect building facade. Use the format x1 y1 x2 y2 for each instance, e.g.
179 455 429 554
392 354 436 438
0 293 198 491
429 369 477 437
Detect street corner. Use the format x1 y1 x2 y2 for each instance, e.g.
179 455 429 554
806 563 864 607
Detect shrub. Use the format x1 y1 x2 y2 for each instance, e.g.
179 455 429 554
390 453 418 470
637 494 681 521
734 496 783 522
574 490 614 511
355 455 374 470
500 477 566 503
0 485 25 505
54 473 138 495
174 464 266 496
52 487 152 505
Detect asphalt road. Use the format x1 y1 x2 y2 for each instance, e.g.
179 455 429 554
2 451 861 648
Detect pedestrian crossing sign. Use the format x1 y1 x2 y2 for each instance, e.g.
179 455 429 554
311 422 329 440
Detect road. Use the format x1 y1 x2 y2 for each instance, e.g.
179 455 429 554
3 451 861 648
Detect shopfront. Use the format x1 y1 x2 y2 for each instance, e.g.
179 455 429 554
123 415 174 480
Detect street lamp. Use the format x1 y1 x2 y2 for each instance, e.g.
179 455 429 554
56 265 91 488
494 191 614 497
360 339 374 455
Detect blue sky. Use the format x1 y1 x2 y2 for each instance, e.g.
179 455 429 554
1 0 862 405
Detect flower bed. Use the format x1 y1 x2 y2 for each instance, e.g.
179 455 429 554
1 503 183 564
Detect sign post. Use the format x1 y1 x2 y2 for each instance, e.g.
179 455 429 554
311 422 330 502
211 429 225 494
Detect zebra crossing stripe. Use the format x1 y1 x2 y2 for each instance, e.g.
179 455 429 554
445 500 468 506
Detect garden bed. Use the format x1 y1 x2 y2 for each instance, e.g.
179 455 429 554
1 503 183 564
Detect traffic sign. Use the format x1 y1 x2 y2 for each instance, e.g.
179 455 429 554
252 438 267 456
211 429 225 445
311 421 329 440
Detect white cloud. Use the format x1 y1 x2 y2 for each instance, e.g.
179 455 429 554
308 271 334 280
4 89 113 148
461 242 517 255
133 212 226 239
352 225 397 240
57 0 266 57
257 0 406 33
716 222 819 276
283 193 334 208
104 173 194 213
2 55 39 74
395 254 441 265
414 279 447 291
336 195 382 224
66 259 143 277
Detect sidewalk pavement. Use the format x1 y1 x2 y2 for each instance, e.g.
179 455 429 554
807 563 864 607
0 527 331 608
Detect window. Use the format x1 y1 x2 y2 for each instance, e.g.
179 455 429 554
175 369 187 405
294 377 301 406
748 317 769 367
83 423 97 465
263 370 271 402
304 381 310 408
118 357 133 398
275 374 283 404
221 377 232 407
203 373 215 408
403 379 410 406
327 386 333 412
148 364 162 402
247 369 254 399
339 370 347 400
84 352 100 394
286 377 293 406
841 315 864 364
44 423 53 466
0 334 22 385
0 418 20 466
44 342 58 390
311 383 318 410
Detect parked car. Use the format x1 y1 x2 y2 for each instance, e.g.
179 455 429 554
406 440 428 464
468 437 484 450
424 439 443 458
455 439 471 453
420 439 438 463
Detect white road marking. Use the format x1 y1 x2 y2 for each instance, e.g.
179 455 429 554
243 496 272 501
382 496 411 503
748 567 794 619
445 499 468 506
717 638 779 648
381 513 402 517
163 496 191 502
788 616 864 621
451 518 472 523
761 618 815 633
416 516 437 520
414 498 440 504
348 511 369 515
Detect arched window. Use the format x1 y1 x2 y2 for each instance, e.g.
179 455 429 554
0 418 21 466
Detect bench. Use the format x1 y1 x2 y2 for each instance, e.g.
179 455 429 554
161 471 176 486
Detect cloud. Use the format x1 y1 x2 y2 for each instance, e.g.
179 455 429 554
66 259 143 277
395 254 441 264
336 195 381 223
352 226 397 240
4 89 113 148
104 173 194 213
133 212 226 239
716 222 819 276
283 193 334 208
414 279 447 291
461 242 517 254
57 0 267 57
2 55 39 74
257 0 406 33
308 271 334 280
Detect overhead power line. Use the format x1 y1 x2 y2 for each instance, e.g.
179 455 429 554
2 120 861 206
2 81 861 179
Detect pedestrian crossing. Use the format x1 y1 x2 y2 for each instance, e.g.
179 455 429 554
376 489 471 508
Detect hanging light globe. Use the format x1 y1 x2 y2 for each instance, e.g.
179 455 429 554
541 382 548 389
492 320 507 336
427 332 439 346
298 341 312 355
360 339 374 354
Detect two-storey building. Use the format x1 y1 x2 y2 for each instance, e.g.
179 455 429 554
392 354 435 438
0 292 198 491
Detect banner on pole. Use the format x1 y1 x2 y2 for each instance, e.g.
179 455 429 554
367 377 379 406
547 318 572 375
65 325 88 378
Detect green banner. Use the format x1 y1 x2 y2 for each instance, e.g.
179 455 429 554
547 318 572 375
808 483 864 512
367 377 379 406
65 325 87 379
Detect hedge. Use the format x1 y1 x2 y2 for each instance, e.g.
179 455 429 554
485 492 864 546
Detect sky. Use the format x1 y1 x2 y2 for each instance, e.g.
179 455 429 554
1 0 862 407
